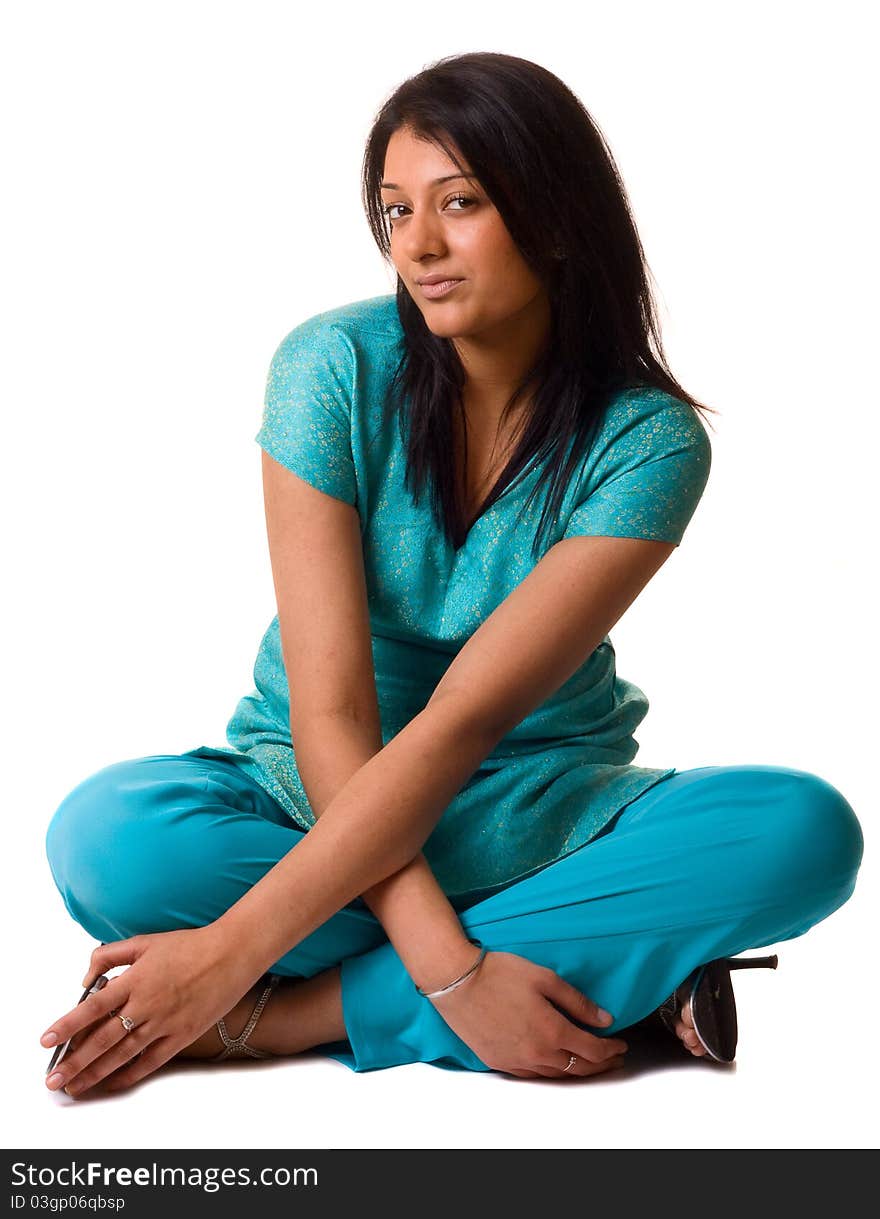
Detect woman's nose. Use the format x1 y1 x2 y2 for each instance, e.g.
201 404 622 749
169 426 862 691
400 208 447 262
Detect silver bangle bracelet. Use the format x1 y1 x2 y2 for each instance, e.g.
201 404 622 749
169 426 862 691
414 939 488 998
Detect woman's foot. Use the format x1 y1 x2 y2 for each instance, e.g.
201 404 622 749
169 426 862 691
176 983 276 1059
672 999 708 1057
177 967 347 1060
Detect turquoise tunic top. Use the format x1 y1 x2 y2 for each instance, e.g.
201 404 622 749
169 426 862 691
185 293 712 909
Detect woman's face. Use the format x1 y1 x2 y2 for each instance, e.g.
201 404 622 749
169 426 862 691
381 126 549 344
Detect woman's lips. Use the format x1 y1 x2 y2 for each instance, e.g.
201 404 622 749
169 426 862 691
418 279 464 299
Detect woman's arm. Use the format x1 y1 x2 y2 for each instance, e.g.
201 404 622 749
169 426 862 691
217 532 677 987
295 710 487 992
215 695 496 981
258 445 483 990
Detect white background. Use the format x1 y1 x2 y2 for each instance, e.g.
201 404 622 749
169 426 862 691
3 0 876 1150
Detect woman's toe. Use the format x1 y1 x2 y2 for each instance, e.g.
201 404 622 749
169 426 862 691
673 1012 707 1056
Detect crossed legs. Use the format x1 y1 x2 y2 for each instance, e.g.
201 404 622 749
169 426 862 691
45 755 864 1073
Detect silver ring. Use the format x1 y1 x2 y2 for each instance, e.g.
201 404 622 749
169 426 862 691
562 1053 578 1073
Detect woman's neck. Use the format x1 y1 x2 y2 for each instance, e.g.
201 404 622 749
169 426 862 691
451 293 551 428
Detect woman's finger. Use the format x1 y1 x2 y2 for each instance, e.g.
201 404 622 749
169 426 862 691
541 970 615 1031
538 1052 627 1079
63 1027 154 1097
532 1039 629 1074
539 1007 628 1067
45 1003 143 1093
572 1053 627 1077
82 937 145 988
99 1036 178 1095
537 973 629 1065
42 979 131 1068
505 1053 627 1080
42 975 129 1046
568 1026 629 1064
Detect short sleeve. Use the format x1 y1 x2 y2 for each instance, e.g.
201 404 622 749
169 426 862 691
562 390 712 546
255 316 358 506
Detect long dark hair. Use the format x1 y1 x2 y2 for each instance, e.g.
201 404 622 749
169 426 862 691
361 51 718 558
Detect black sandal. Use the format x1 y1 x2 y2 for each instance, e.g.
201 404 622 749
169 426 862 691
655 954 779 1063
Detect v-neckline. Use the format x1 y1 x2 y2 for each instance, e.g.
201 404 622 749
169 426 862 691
451 468 508 552
449 456 541 553
451 511 488 553
453 488 511 549
450 420 521 552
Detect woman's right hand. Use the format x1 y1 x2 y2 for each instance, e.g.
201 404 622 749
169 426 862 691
426 949 629 1078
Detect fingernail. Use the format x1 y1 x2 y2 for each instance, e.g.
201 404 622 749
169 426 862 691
41 1031 58 1047
597 1007 613 1023
46 1073 64 1089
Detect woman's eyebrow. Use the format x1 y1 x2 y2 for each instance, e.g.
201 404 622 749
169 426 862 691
380 173 478 190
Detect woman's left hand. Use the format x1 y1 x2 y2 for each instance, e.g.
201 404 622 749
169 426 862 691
41 926 261 1098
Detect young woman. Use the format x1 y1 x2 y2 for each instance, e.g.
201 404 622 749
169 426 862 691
42 52 863 1098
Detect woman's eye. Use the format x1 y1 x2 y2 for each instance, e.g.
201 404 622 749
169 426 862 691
382 194 477 226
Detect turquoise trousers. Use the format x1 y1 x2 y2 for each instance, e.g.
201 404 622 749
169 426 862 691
44 755 863 1073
